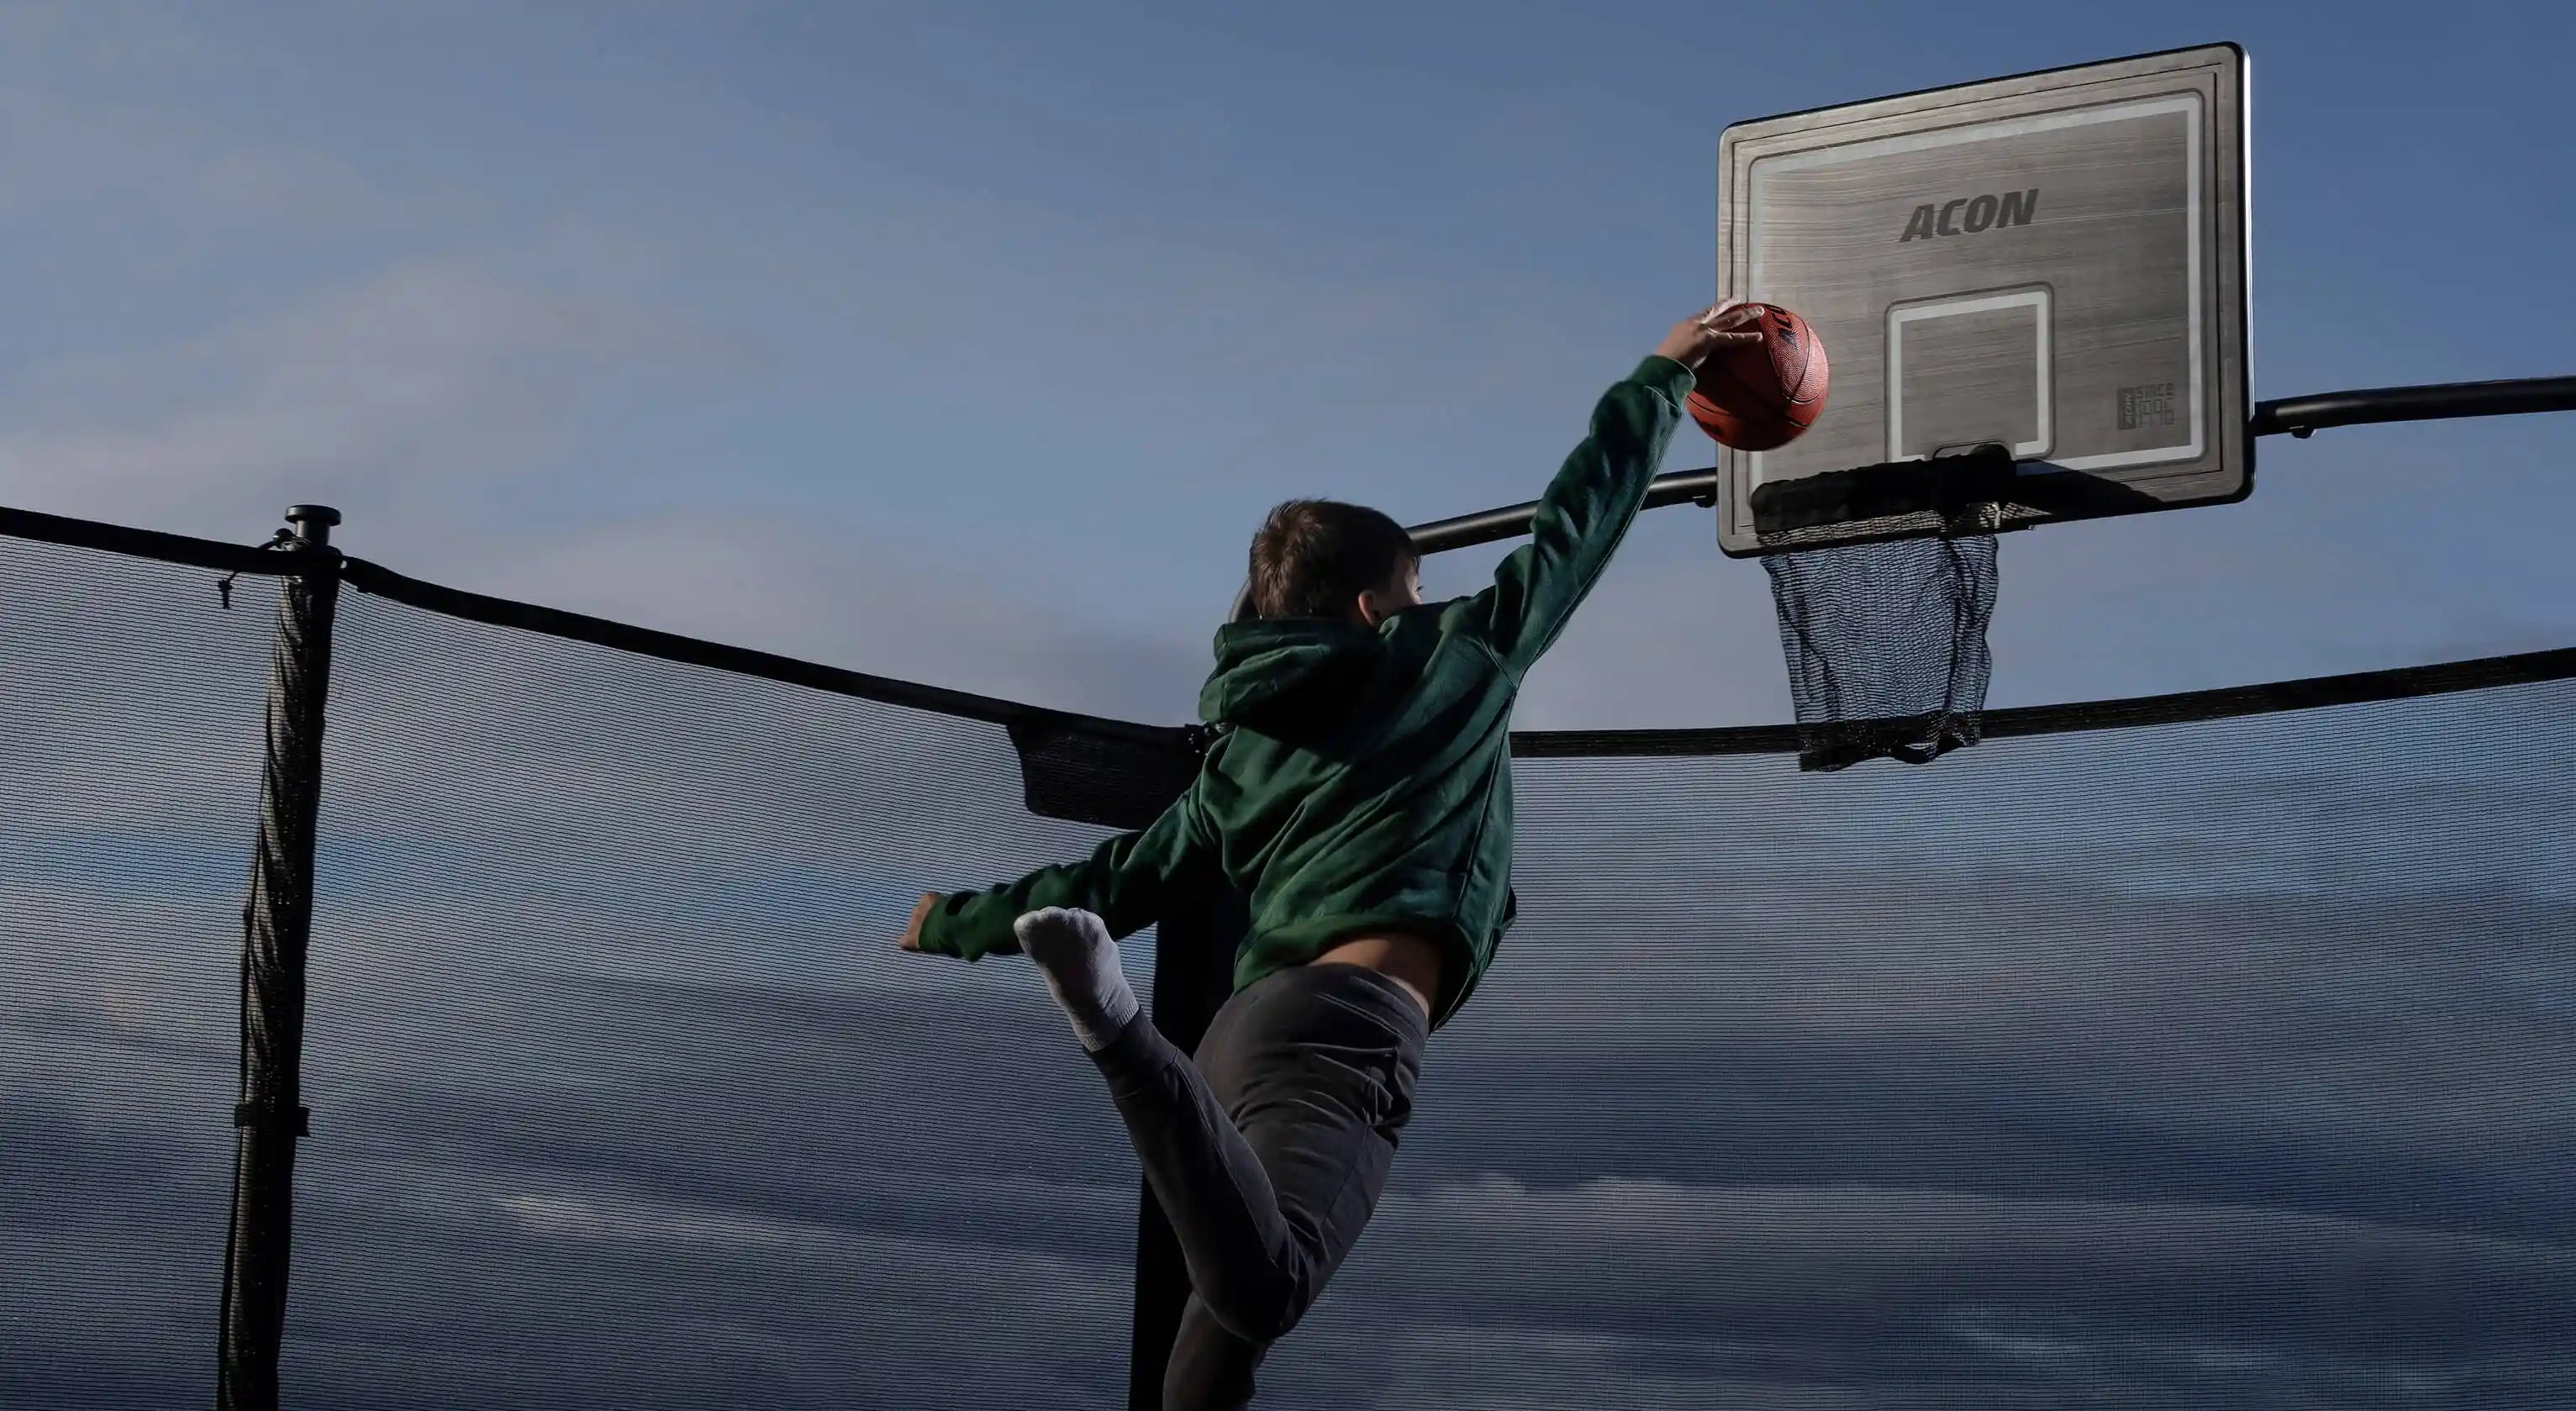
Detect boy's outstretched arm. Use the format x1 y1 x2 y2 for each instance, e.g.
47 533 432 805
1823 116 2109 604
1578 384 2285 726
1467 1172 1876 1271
898 791 1213 961
1447 303 1763 673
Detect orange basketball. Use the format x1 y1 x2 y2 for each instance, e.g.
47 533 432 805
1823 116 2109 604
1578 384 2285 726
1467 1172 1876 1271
1686 303 1830 451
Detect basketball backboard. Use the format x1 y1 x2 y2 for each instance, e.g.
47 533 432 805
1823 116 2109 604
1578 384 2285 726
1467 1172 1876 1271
1715 44 2252 556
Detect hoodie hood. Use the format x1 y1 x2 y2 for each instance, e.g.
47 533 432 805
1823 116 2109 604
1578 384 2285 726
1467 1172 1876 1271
1197 618 1386 734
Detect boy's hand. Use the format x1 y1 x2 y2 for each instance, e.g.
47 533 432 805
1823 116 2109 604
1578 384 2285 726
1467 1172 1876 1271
1653 301 1765 372
897 892 938 952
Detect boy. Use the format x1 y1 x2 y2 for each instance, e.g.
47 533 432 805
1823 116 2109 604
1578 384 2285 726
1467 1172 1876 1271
898 302 1763 1408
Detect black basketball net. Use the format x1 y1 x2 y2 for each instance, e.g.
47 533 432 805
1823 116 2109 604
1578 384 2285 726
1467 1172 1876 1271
1761 529 1999 772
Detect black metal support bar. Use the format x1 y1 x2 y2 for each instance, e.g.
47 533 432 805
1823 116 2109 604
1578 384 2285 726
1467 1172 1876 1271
215 506 343 1411
2250 376 2576 439
1404 467 1725 556
1227 472 1722 619
1225 377 2576 607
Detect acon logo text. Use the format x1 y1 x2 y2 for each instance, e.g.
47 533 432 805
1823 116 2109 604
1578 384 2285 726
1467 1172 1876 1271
1899 189 2041 242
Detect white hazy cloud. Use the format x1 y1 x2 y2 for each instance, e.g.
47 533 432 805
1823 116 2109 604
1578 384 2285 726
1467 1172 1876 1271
0 261 735 533
1277 1176 2576 1408
471 511 1213 722
0 76 441 236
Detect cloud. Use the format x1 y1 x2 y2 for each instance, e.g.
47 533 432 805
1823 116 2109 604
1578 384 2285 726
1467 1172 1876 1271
14 752 2576 1411
1 1111 1140 1411
3 864 1155 1408
0 261 733 534
0 68 439 238
1391 493 1798 732
1265 1177 2576 1409
456 509 1213 721
0 538 282 836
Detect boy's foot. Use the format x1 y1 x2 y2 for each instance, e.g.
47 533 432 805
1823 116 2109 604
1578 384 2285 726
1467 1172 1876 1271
1013 907 1140 1052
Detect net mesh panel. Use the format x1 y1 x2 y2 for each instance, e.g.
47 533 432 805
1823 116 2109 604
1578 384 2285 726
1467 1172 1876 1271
0 537 280 1409
1764 533 1999 771
1265 677 2576 1409
292 591 1152 1410
10 520 2575 1408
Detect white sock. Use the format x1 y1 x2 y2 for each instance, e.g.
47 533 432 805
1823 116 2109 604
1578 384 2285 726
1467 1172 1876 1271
1013 908 1140 1051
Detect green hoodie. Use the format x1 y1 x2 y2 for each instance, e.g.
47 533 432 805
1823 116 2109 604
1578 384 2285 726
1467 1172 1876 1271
918 354 1695 1028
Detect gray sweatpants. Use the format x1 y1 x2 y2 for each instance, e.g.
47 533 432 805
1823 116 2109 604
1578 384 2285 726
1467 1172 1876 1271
1091 961 1428 1410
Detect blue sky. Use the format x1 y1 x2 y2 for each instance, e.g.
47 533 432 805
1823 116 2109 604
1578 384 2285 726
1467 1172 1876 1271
1 0 2570 728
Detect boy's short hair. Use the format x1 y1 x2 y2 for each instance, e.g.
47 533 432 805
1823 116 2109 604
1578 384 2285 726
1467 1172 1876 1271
1248 499 1419 621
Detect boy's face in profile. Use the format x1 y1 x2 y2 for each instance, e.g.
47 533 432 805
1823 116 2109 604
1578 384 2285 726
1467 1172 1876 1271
1355 559 1423 627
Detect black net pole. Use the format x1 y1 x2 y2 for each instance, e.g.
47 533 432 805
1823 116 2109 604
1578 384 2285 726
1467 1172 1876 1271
214 505 343 1411
1126 880 1246 1409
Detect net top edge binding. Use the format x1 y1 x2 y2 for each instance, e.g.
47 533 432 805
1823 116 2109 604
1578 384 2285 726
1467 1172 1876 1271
8 504 2571 761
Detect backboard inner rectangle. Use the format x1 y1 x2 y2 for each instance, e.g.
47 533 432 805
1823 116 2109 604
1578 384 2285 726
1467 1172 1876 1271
1889 287 2052 461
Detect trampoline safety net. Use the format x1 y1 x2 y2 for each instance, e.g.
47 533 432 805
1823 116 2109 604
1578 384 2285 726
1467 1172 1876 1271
3 520 2573 1410
297 590 1154 1410
0 540 281 1408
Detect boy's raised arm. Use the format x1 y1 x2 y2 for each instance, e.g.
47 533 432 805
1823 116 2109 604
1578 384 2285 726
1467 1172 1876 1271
1446 303 1762 673
900 791 1214 961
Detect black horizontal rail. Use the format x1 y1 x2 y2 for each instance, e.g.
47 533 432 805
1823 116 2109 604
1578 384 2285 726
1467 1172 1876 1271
1404 469 1720 556
0 503 309 577
1509 644 2576 757
0 498 1169 744
2249 376 2576 439
1396 375 2576 561
337 556 1182 745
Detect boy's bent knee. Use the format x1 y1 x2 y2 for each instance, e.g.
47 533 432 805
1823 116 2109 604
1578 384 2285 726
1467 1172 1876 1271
1199 1277 1310 1345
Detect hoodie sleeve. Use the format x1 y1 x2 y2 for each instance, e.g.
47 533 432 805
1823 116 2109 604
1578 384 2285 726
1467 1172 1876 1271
1441 355 1694 674
915 789 1214 961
